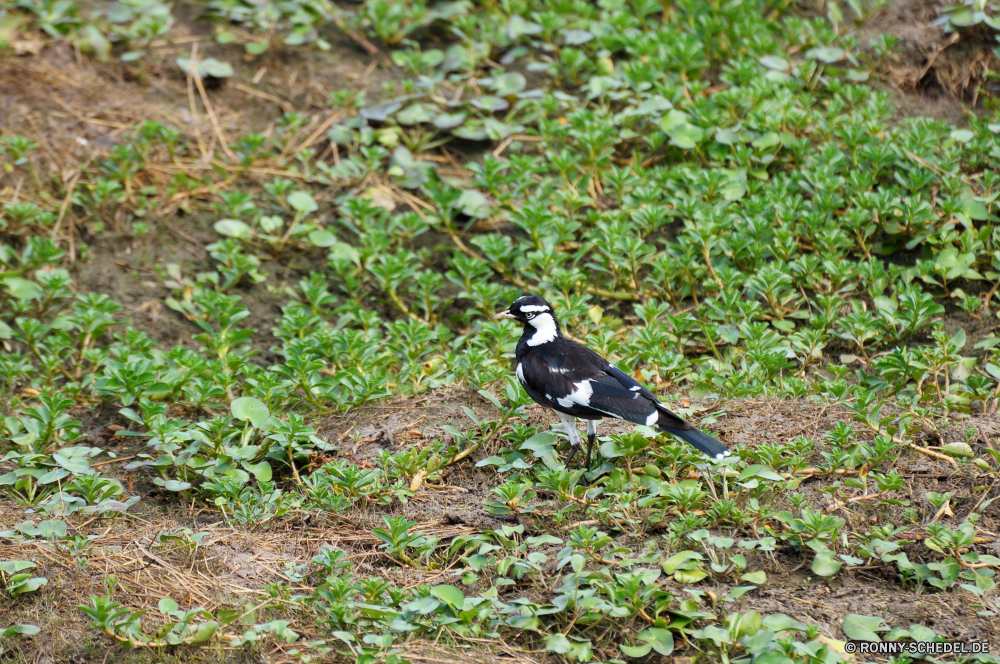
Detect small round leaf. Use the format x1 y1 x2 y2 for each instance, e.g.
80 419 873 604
231 397 270 428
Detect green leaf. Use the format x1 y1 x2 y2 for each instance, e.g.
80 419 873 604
812 550 843 577
674 569 708 583
191 621 218 643
507 14 542 39
659 109 689 132
520 432 562 470
940 442 974 458
741 571 767 584
360 102 402 122
38 520 67 539
159 598 179 614
231 397 269 428
2 277 41 301
201 58 233 77
434 112 467 129
328 242 361 266
669 123 704 149
430 584 464 610
638 628 674 655
245 41 269 55
620 643 652 657
215 219 251 238
308 230 337 247
396 103 436 125
762 613 809 632
842 613 888 641
808 46 845 63
738 464 784 482
75 25 110 61
492 72 526 96
759 55 789 70
2 624 40 637
242 461 272 481
330 630 356 643
177 56 233 78
403 596 440 614
288 191 318 214
0 561 34 574
11 577 47 595
546 633 572 654
52 452 90 475
457 190 490 218
962 199 989 220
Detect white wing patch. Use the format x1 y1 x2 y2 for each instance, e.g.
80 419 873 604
630 386 641 391
646 411 658 426
556 380 593 409
516 362 526 385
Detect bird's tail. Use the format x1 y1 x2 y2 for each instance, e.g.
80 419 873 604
661 425 731 460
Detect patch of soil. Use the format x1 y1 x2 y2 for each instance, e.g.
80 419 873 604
860 0 1000 113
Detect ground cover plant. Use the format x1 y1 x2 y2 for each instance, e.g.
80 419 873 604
1 0 1000 661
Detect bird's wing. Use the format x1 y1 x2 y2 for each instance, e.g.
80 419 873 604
518 344 657 424
603 363 690 430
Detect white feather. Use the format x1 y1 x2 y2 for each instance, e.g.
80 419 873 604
516 362 526 385
557 412 582 447
526 313 558 346
646 411 658 426
557 380 593 409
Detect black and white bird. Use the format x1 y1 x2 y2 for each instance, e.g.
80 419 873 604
491 295 731 468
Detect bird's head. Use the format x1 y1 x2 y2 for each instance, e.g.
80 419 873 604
491 295 559 334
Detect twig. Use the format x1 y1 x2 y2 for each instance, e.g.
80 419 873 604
189 49 239 163
292 110 343 154
233 82 293 113
185 48 208 163
91 456 136 468
50 98 132 129
908 441 959 467
492 133 544 158
50 171 80 258
965 478 999 520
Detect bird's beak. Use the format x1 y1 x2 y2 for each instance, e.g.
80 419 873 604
490 310 515 320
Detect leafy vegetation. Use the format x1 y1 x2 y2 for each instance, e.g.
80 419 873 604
2 0 1000 660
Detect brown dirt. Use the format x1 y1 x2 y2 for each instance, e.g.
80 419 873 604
860 0 1000 112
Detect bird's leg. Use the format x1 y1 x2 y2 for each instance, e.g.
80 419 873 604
585 419 597 469
558 412 583 466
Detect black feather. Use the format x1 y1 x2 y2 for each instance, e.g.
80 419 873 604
657 420 730 459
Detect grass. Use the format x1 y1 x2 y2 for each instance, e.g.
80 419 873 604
1 0 1000 661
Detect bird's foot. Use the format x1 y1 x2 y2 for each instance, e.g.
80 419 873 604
565 443 580 468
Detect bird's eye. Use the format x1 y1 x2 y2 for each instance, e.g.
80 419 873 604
525 313 535 319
